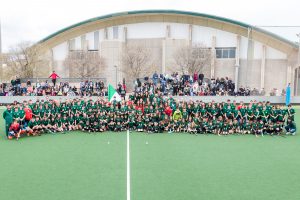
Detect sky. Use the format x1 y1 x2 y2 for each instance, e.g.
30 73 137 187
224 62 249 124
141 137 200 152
1 0 300 52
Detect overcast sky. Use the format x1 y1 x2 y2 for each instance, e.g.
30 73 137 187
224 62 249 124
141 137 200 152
1 0 300 52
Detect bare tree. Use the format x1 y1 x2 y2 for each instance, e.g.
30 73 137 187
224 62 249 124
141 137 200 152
173 43 211 74
122 43 152 82
3 41 49 79
64 50 106 78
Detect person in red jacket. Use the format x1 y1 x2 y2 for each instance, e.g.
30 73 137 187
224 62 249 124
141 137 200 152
24 105 33 124
165 106 173 117
49 71 60 87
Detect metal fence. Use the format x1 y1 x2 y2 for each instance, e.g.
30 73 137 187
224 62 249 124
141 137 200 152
20 77 107 84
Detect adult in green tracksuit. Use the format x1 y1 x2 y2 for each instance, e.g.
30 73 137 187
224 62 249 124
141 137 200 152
2 105 13 138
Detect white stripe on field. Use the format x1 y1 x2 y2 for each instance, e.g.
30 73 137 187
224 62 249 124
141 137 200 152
127 130 131 200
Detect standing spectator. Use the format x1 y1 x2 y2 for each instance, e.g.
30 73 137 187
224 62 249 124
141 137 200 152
193 72 198 82
49 71 60 87
15 76 21 94
135 78 142 92
122 79 127 92
11 77 16 94
26 80 31 86
198 73 204 82
88 81 94 93
152 71 159 86
100 81 105 91
80 80 85 95
120 87 126 100
117 82 122 94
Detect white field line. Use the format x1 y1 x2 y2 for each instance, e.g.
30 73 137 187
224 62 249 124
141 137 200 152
127 130 131 200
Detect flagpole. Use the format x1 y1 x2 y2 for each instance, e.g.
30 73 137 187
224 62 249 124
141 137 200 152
0 18 2 54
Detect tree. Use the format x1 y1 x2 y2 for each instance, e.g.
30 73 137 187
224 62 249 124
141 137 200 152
4 41 49 79
64 50 106 78
122 43 153 82
173 43 212 74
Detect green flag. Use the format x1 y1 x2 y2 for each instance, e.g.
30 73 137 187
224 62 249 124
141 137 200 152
108 84 122 102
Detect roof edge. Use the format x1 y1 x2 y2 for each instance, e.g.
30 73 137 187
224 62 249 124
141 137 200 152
38 9 298 49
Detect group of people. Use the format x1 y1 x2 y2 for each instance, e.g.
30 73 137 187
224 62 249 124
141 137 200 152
0 71 107 97
2 93 297 140
135 72 263 97
1 71 284 97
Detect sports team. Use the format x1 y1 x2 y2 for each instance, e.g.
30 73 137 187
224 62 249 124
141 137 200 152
2 94 297 140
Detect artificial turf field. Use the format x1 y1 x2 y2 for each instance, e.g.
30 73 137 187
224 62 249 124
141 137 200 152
0 108 300 200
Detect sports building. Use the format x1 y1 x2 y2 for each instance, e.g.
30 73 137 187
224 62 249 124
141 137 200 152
37 10 299 95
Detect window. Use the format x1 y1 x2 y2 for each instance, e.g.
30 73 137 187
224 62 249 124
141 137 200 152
216 49 222 58
81 35 86 50
113 26 119 39
223 49 229 58
215 47 236 58
69 39 75 51
94 31 99 50
229 49 236 58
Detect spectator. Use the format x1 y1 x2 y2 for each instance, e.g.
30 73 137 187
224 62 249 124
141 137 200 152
49 71 60 87
152 71 159 86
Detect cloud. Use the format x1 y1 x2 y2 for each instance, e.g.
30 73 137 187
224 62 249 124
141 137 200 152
1 0 299 52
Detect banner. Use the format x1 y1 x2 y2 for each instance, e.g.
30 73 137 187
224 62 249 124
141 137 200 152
286 84 291 106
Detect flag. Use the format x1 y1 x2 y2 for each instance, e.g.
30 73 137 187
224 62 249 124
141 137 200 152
286 84 291 106
108 84 122 102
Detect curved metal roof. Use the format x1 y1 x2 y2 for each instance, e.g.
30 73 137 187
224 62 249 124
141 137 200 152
38 10 298 50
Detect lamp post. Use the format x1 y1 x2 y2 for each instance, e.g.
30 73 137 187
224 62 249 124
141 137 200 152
114 65 118 88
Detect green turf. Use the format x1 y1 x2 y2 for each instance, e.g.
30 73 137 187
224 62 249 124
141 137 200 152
0 108 299 200
131 133 300 200
0 129 126 200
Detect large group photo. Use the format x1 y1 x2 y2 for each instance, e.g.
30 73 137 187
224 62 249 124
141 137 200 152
2 83 297 140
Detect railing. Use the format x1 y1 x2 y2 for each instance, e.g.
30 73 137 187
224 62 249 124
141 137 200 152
19 77 107 84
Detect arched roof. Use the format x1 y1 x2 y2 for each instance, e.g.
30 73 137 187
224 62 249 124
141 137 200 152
38 10 298 54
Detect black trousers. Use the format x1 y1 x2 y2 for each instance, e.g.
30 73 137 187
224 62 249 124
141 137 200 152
52 79 56 86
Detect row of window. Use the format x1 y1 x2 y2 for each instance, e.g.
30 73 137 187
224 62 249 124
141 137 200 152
70 26 236 59
216 47 236 59
69 45 236 59
113 26 236 59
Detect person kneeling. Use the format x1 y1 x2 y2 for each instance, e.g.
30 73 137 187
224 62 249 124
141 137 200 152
285 119 296 136
8 120 25 140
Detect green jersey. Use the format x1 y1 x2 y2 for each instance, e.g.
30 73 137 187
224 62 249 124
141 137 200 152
12 110 21 120
41 119 49 126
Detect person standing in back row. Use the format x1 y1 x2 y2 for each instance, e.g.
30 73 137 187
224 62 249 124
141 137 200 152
49 71 60 87
3 105 13 138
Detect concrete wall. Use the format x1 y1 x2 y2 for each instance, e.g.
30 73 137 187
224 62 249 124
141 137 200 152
47 22 297 95
164 38 189 73
1 96 299 104
264 59 288 92
100 41 123 87
214 59 235 80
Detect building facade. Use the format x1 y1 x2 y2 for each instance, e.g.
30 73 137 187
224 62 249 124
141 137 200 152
37 10 300 95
